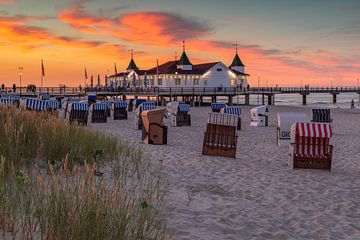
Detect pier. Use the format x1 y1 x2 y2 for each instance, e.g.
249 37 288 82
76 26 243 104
3 86 360 106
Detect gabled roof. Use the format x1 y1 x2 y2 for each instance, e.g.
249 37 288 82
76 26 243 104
146 61 219 75
177 51 192 65
230 53 245 67
127 58 139 70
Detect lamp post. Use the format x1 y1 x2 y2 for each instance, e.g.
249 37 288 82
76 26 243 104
330 77 333 88
257 74 261 105
19 66 23 94
300 77 303 88
266 77 268 88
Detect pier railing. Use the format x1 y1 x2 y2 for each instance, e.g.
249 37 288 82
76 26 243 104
2 86 360 96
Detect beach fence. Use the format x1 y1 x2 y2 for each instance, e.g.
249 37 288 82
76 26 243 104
277 112 308 147
202 112 238 158
141 108 167 145
112 101 128 120
89 102 108 123
311 108 333 123
220 106 241 130
250 105 269 127
289 122 333 170
134 101 156 130
66 102 88 125
166 101 191 127
210 103 226 113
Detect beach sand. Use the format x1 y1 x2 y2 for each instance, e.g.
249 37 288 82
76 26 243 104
91 106 360 240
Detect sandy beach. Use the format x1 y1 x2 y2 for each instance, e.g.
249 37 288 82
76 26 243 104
91 105 360 240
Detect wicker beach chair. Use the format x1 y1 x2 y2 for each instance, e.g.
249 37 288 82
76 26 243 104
166 101 191 127
0 97 19 108
22 98 49 111
277 112 308 147
289 122 333 170
202 112 238 158
220 106 241 130
312 108 333 123
89 102 108 123
67 102 88 125
112 101 128 120
140 108 167 145
211 103 226 113
250 105 269 127
134 102 156 130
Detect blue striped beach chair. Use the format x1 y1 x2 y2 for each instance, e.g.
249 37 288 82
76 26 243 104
90 102 108 123
24 98 49 111
47 99 61 111
67 102 88 125
112 101 128 120
39 93 50 100
211 103 226 113
135 102 157 130
221 106 241 130
311 108 332 123
166 101 191 127
0 97 19 108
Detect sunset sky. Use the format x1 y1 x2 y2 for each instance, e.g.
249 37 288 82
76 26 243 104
1 0 359 87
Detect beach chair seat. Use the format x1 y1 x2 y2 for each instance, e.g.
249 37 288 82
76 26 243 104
250 105 269 127
112 101 128 120
167 102 191 127
141 109 167 145
289 122 333 170
202 113 238 158
90 102 107 123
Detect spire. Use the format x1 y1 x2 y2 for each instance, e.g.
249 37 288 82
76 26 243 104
230 43 244 67
127 49 139 71
177 40 192 66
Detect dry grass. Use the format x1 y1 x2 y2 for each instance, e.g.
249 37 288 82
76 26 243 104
0 107 168 239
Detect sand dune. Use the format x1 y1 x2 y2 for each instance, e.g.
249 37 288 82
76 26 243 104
91 106 360 240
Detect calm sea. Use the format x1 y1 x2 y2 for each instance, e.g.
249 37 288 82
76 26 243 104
218 93 360 109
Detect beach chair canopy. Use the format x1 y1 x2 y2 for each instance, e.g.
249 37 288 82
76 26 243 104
69 102 88 111
141 109 166 132
178 103 190 112
312 108 332 122
0 98 17 106
221 106 241 116
1 93 20 100
251 105 268 117
48 99 61 109
207 112 238 127
102 101 113 108
277 112 308 129
92 102 108 111
25 98 49 110
39 93 50 100
135 99 146 106
113 101 127 108
211 103 226 110
167 101 190 114
291 122 332 140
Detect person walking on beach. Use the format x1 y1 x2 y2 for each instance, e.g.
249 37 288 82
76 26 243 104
351 99 355 109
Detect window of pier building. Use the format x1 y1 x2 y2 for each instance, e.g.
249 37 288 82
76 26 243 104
203 78 208 86
157 78 163 85
193 78 199 86
175 77 181 86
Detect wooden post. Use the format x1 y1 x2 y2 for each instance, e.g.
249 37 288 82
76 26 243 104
302 94 307 105
228 96 233 106
332 93 338 104
245 94 250 105
261 94 265 105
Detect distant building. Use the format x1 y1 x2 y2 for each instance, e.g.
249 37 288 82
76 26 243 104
107 46 249 88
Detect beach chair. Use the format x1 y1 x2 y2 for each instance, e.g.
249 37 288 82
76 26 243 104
89 102 108 123
220 106 241 130
277 112 308 147
140 109 167 145
21 98 49 111
66 102 88 125
87 93 97 104
103 101 112 117
61 98 81 119
289 122 333 170
166 101 191 127
39 93 50 100
0 97 20 108
112 101 128 120
128 99 135 112
211 103 226 113
202 112 238 158
250 105 269 127
47 99 61 111
312 108 333 123
134 102 156 130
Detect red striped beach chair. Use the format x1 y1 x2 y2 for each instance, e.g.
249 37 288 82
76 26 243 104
289 122 333 170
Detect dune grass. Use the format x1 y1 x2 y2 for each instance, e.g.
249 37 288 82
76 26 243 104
0 107 168 239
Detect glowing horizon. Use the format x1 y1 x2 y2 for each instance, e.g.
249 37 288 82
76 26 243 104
0 0 359 87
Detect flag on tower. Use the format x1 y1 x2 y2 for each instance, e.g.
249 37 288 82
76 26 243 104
156 59 160 76
85 67 88 79
114 63 118 76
